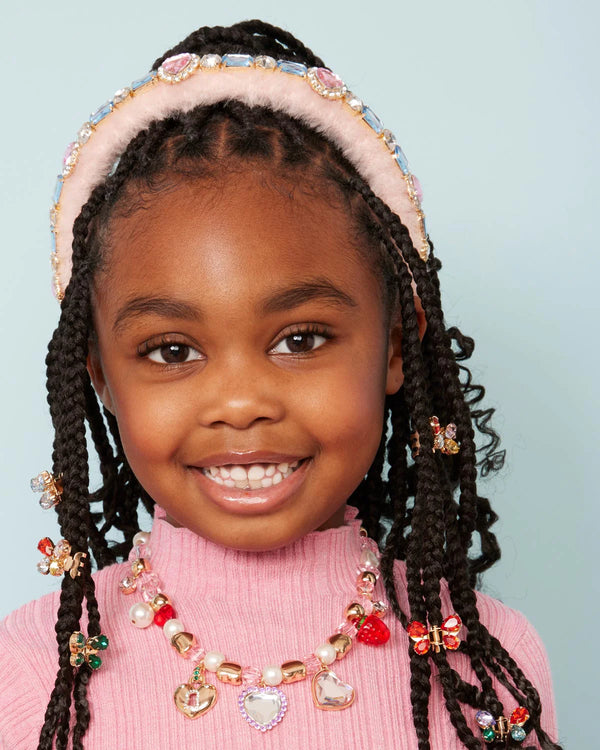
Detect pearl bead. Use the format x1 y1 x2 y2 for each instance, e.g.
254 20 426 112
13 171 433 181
262 665 283 686
163 618 185 640
129 601 154 628
133 531 151 547
314 642 337 665
204 651 226 672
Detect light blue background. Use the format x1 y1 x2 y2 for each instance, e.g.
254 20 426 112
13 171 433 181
1 1 595 746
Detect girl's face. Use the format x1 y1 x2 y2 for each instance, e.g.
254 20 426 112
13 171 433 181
89 169 411 551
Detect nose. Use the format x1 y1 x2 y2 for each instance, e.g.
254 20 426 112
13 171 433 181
198 356 286 430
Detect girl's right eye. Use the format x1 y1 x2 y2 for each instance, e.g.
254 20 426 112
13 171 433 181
145 343 202 365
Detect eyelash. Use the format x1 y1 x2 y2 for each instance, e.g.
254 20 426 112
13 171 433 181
137 324 333 365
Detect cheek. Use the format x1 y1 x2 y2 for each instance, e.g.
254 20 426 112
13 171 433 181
301 344 388 466
109 380 190 466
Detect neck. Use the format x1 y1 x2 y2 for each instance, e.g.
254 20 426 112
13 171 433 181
149 503 367 602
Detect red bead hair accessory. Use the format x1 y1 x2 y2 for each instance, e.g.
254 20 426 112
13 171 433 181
407 613 462 655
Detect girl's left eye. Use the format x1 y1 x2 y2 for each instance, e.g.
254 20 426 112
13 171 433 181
146 343 202 364
270 328 330 355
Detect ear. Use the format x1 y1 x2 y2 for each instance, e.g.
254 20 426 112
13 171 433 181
87 342 115 414
385 295 428 395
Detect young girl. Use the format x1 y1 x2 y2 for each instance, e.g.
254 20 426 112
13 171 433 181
0 19 561 750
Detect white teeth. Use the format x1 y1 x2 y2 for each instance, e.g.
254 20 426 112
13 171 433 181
230 466 247 481
247 465 265 480
201 460 303 489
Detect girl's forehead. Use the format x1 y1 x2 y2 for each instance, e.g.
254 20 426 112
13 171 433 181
96 172 382 320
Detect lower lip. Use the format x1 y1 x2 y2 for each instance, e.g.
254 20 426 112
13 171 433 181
189 459 311 515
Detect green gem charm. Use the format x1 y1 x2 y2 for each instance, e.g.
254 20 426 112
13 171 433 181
482 727 496 743
73 632 85 647
70 652 84 667
87 654 102 670
91 634 109 650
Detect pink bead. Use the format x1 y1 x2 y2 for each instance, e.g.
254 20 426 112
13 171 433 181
128 544 151 562
242 666 262 686
412 175 423 203
162 53 192 75
315 67 344 89
358 597 374 614
139 572 161 601
62 142 77 166
302 654 322 675
339 621 359 638
187 645 206 663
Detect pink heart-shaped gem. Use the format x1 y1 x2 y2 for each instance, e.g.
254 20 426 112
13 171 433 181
162 53 192 76
315 67 344 89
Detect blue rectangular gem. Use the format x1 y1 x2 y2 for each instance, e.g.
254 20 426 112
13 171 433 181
131 72 154 91
277 60 307 76
394 145 409 174
362 106 383 135
50 232 56 253
53 175 63 204
90 101 113 126
222 54 253 67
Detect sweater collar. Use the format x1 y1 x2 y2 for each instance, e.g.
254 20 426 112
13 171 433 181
149 504 367 601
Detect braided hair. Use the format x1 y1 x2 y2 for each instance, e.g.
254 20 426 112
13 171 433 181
39 19 561 750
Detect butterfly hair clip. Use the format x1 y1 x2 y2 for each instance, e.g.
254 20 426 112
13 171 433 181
30 471 63 509
476 706 530 743
36 537 87 578
407 614 462 655
69 631 109 670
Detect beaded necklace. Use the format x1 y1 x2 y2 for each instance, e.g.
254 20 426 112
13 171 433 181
119 525 391 732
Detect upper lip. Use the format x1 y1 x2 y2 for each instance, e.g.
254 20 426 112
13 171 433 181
193 451 307 468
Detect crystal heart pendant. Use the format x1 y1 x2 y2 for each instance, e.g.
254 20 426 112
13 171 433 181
173 665 217 719
311 668 355 711
238 685 288 731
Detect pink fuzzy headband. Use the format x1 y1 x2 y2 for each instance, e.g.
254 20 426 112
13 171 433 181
50 52 429 301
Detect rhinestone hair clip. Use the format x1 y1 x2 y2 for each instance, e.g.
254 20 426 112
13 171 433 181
50 52 429 302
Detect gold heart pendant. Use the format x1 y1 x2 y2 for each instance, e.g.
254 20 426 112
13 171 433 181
174 681 217 719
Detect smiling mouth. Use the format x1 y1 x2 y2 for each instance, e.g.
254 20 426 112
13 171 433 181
201 459 305 490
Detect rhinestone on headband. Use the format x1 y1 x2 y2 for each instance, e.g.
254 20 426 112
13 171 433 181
50 53 429 301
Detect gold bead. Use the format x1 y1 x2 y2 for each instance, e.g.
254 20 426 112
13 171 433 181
171 631 197 657
281 660 307 683
357 571 377 586
150 593 170 612
49 560 63 576
216 662 242 685
130 558 148 577
345 602 365 621
328 633 353 659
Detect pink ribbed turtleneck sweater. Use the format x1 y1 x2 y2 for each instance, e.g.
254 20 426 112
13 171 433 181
0 506 558 749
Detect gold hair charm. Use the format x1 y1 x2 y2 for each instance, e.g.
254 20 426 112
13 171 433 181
36 538 87 578
30 471 63 509
410 416 460 458
69 631 109 670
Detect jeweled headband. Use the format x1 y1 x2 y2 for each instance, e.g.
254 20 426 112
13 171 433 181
50 52 429 301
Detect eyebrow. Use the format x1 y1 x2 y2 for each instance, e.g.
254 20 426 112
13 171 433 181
112 277 358 334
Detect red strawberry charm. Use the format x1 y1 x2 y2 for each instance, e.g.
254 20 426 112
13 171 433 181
355 614 390 645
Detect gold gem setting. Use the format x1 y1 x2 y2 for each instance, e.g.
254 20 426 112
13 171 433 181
50 52 429 302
